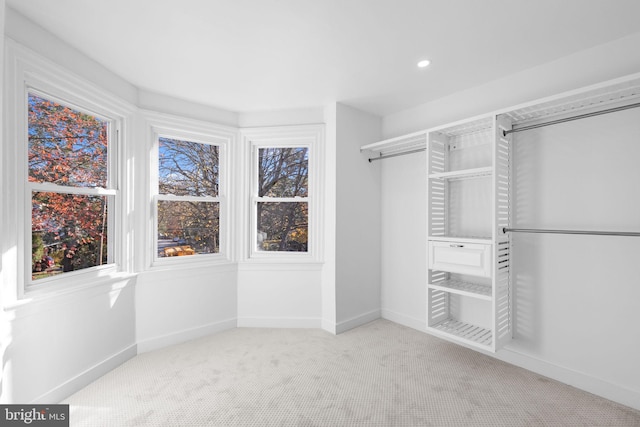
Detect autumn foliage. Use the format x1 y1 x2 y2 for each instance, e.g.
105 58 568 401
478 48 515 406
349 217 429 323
28 94 109 278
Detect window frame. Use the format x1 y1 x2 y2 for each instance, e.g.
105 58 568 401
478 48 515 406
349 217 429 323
243 125 324 262
26 89 118 286
146 113 233 268
3 41 133 300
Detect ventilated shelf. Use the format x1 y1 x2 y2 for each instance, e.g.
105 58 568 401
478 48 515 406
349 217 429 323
428 279 492 300
427 235 492 244
428 166 493 180
431 115 494 137
360 130 427 155
429 319 493 348
503 75 640 125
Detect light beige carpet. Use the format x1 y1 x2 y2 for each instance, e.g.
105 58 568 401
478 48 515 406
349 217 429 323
64 320 640 426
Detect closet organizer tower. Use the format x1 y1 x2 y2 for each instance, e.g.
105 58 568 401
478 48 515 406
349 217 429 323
425 115 512 352
361 72 640 353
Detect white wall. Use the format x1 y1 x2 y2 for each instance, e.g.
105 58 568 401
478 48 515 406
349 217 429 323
1 8 139 404
237 265 322 328
379 152 427 331
4 7 137 108
505 109 640 405
383 32 640 139
3 279 136 403
136 265 237 352
335 104 382 332
138 90 238 128
377 33 640 409
321 104 338 333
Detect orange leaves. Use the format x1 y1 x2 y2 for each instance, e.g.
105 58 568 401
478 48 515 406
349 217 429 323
28 94 108 187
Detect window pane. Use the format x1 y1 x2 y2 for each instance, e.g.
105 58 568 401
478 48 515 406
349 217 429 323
31 192 109 280
258 147 308 197
159 137 219 197
157 200 219 257
28 94 108 188
257 202 308 252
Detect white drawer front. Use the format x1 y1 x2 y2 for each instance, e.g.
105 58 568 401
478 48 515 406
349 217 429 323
429 241 492 277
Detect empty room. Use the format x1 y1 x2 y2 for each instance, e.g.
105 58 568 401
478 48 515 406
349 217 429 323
1 1 640 425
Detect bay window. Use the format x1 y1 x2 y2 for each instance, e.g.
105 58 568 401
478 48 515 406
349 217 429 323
149 116 231 265
244 125 323 260
27 92 116 283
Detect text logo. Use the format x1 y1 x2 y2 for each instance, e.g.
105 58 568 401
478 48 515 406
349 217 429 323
1 405 69 426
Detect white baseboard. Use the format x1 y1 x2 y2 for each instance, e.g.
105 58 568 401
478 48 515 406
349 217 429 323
137 318 237 353
237 317 321 329
381 308 426 332
496 347 640 411
321 319 337 335
336 309 381 334
32 344 137 404
382 309 640 411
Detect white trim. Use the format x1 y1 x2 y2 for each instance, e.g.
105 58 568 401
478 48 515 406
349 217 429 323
382 307 640 411
336 309 381 334
237 316 321 329
240 124 324 262
31 344 137 404
29 182 118 196
380 308 427 333
496 348 640 411
143 110 236 269
321 319 337 335
3 40 135 304
4 273 136 320
236 261 323 272
136 318 237 354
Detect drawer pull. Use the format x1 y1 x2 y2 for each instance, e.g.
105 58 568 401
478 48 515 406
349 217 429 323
450 244 464 248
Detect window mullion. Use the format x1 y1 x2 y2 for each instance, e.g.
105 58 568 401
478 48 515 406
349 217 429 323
157 194 220 203
29 182 117 197
255 197 309 203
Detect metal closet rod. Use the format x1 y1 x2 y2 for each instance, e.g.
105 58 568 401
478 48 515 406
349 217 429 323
503 227 640 237
504 101 640 136
368 147 425 162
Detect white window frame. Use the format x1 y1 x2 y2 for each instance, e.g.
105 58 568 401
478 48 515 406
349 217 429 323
242 125 324 262
146 112 233 268
3 41 133 300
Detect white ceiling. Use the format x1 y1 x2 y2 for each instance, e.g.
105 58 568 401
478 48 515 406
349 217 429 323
7 0 640 117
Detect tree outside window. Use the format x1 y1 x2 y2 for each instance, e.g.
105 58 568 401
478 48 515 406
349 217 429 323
156 137 220 258
28 93 113 281
256 147 309 252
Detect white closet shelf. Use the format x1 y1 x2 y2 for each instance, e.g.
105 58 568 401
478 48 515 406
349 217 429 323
428 279 492 300
360 130 427 155
428 166 493 180
428 319 493 348
428 236 492 244
504 74 640 125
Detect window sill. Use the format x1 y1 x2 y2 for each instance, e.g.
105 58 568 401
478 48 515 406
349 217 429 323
5 271 137 320
149 254 235 273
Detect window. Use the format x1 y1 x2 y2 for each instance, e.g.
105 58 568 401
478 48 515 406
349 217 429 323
256 147 309 252
155 136 221 259
28 92 116 282
244 125 323 260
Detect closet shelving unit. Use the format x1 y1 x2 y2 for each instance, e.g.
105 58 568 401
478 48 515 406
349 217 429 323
360 72 640 353
425 114 512 352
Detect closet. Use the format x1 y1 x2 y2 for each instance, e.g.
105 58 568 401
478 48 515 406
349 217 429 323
361 72 640 353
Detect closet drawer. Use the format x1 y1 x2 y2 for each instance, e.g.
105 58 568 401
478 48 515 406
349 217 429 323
428 241 492 277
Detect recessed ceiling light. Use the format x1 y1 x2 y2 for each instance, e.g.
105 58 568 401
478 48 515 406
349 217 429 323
417 59 431 68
